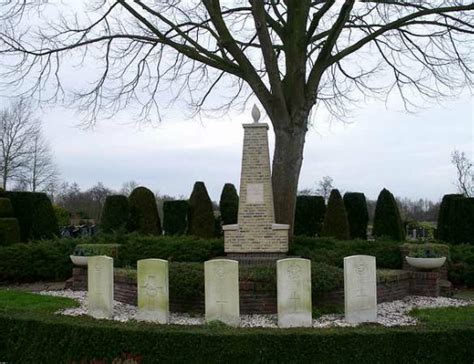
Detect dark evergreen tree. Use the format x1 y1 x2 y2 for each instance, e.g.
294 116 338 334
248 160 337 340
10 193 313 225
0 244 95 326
0 191 59 241
343 192 369 240
0 197 20 245
163 200 188 235
294 195 326 237
452 197 474 245
373 188 405 241
101 195 129 233
321 189 350 240
437 194 463 242
128 187 162 235
187 181 215 238
219 183 239 225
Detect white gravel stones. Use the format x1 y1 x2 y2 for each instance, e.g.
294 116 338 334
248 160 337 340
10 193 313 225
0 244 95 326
37 290 473 329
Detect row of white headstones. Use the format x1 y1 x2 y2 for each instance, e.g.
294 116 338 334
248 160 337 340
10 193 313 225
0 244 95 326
88 255 377 328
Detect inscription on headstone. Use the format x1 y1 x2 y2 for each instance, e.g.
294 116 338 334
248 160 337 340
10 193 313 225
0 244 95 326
344 255 377 324
137 259 169 323
88 255 114 319
205 259 240 327
277 258 312 328
246 183 264 204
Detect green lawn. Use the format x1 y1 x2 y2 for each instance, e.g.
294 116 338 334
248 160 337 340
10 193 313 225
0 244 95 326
0 289 78 314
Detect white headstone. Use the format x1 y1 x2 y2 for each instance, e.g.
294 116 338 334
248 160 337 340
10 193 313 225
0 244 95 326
205 259 240 327
88 255 114 319
344 255 377 324
137 259 169 323
277 258 312 328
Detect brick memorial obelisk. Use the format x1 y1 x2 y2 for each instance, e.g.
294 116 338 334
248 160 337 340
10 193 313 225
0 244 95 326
223 106 289 263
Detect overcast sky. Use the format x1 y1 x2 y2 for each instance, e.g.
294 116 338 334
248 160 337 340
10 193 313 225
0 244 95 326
0 2 472 203
33 93 472 203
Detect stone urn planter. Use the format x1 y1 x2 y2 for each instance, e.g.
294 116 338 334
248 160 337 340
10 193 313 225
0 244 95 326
405 256 446 270
70 255 89 267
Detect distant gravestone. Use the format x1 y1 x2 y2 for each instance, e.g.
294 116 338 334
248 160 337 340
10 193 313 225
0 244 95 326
205 259 240 327
277 258 312 328
344 255 377 324
137 259 169 323
88 255 114 319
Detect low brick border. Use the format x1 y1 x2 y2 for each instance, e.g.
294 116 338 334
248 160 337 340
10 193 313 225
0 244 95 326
67 267 438 314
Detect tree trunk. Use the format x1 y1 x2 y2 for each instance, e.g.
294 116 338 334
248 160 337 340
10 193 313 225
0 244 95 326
271 123 307 239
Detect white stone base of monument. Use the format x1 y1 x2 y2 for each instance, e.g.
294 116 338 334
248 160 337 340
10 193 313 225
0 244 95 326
87 255 114 319
205 259 240 327
277 258 312 328
344 255 377 324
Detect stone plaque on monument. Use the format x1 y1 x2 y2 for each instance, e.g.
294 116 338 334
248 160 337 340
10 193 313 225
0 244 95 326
88 255 114 319
205 259 240 327
277 258 312 327
246 183 264 204
137 259 169 323
344 255 377 324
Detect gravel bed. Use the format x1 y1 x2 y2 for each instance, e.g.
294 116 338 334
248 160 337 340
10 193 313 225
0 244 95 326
38 290 474 328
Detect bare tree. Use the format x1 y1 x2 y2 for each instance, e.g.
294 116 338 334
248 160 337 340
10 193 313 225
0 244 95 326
0 1 472 231
316 176 334 202
23 131 60 192
0 98 39 189
451 149 473 197
120 180 140 196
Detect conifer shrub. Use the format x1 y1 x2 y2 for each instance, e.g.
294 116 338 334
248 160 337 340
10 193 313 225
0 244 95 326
128 187 162 236
101 195 129 234
294 195 326 237
187 182 215 238
452 198 474 245
0 191 59 241
343 192 369 240
53 205 70 227
0 198 14 218
373 188 405 241
219 183 239 225
437 194 464 242
321 189 350 240
163 200 188 235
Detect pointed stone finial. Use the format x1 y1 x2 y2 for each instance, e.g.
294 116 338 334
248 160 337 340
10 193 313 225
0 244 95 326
251 104 261 123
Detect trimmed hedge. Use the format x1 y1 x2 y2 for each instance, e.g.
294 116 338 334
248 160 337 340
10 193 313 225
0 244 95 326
437 194 463 242
0 198 20 246
294 195 326 237
219 183 239 225
290 237 403 269
452 197 474 245
0 191 59 241
187 182 215 238
1 301 474 363
450 244 474 287
343 192 369 240
373 188 404 241
128 187 162 236
321 189 350 240
163 200 188 235
73 244 121 259
101 195 129 233
0 239 76 282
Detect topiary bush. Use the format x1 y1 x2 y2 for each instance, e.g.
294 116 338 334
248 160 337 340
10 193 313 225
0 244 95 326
0 191 59 241
343 192 369 240
437 194 463 242
128 187 162 236
100 195 130 234
163 200 188 235
452 197 474 245
0 198 20 246
373 188 405 241
187 182 215 238
219 183 239 225
294 195 326 237
321 189 350 240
